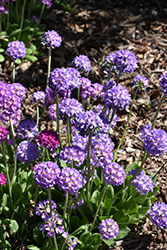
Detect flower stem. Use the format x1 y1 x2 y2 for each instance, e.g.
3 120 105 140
95 239 102 250
38 3 45 24
47 47 52 87
63 191 68 227
108 109 116 134
48 188 52 216
152 160 167 179
18 0 27 40
152 93 166 129
12 61 15 83
10 118 17 193
67 117 71 146
113 88 138 161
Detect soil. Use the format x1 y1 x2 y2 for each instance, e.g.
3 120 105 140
1 0 167 249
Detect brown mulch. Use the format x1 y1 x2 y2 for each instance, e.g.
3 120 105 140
1 0 167 249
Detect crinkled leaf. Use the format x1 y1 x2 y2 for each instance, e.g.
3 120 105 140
0 54 5 62
24 55 38 62
9 220 19 235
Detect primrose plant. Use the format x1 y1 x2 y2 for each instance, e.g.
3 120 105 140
1 29 167 250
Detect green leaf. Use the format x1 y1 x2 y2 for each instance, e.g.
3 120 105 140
0 48 4 52
70 216 80 231
0 54 5 62
12 183 23 206
33 223 44 245
116 226 131 240
122 197 138 215
103 185 114 210
15 58 22 64
26 48 33 55
90 190 100 205
125 161 139 174
93 175 102 185
113 211 130 225
72 225 89 236
147 186 159 197
24 55 38 62
103 238 116 247
27 245 41 250
59 159 68 168
150 196 157 203
1 193 7 207
79 231 91 244
9 29 21 37
27 44 37 52
138 198 151 218
9 220 19 235
34 50 44 56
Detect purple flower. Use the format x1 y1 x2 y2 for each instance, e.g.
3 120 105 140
36 129 59 152
16 120 38 140
131 75 149 91
33 15 39 23
59 146 86 167
103 80 116 92
0 110 21 126
0 173 6 186
66 67 81 90
39 212 64 238
45 87 57 105
140 126 167 156
105 84 131 111
34 161 61 189
0 1 8 14
36 199 57 220
101 52 116 73
73 55 91 73
31 91 46 104
159 72 167 96
16 141 40 163
114 49 137 74
40 0 52 8
58 167 83 195
147 202 167 228
80 77 92 99
65 237 78 250
88 83 105 99
6 40 26 61
75 110 105 136
41 30 62 49
48 104 57 121
103 162 126 186
98 218 119 240
49 68 70 92
0 126 9 143
72 133 88 152
139 124 152 140
70 197 84 210
128 170 154 195
9 83 26 101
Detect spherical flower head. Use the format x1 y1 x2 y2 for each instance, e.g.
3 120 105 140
66 67 81 90
58 167 83 195
49 68 70 92
88 83 105 99
105 83 131 111
103 80 116 92
98 218 119 240
73 55 91 73
34 161 61 189
16 140 40 163
72 133 88 152
139 124 152 140
36 199 57 220
114 49 137 74
48 103 57 121
147 202 167 228
6 40 26 61
101 52 116 73
128 170 154 195
59 146 86 167
0 110 21 126
0 126 9 143
0 173 6 186
36 129 59 152
131 75 149 91
103 162 125 185
31 91 46 104
16 119 38 140
39 212 64 238
9 83 26 100
75 110 105 136
159 72 167 96
80 77 92 99
41 30 62 49
3 93 21 114
140 127 167 156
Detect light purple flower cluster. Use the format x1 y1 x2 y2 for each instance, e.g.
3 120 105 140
59 146 86 167
147 201 167 228
105 83 131 111
73 55 91 73
131 74 149 91
6 40 26 61
0 126 9 143
0 173 6 186
40 0 52 8
114 49 137 74
9 83 26 100
45 87 57 105
103 80 116 92
36 129 59 152
88 83 105 99
140 125 167 156
75 110 105 136
101 52 116 73
0 0 8 14
98 218 119 240
128 170 154 195
48 103 57 121
31 91 46 104
103 162 126 186
36 199 57 220
70 197 84 210
72 133 88 152
16 120 38 140
58 167 83 195
34 161 60 189
41 30 62 49
159 72 167 96
80 77 92 99
91 133 114 168
16 141 40 163
0 110 21 126
65 237 78 250
39 213 64 238
66 67 81 90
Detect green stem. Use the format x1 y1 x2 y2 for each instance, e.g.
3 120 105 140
152 93 166 129
113 88 138 161
95 239 102 250
38 3 45 24
28 0 33 19
63 192 68 226
47 47 52 87
6 0 10 31
77 86 80 101
108 109 116 133
12 61 15 83
67 117 71 146
48 188 52 216
152 160 167 179
18 0 27 40
53 235 59 250
36 104 39 127
10 118 17 192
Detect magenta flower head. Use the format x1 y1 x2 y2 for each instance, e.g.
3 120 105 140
98 218 119 240
41 30 62 49
73 55 91 73
105 84 131 111
103 162 126 186
6 40 26 61
114 49 137 74
131 74 149 91
34 161 61 189
16 141 40 163
9 83 26 101
40 0 52 7
148 202 167 228
128 170 154 195
159 72 167 96
140 125 167 156
58 167 83 195
0 126 9 143
36 129 59 152
0 173 6 186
